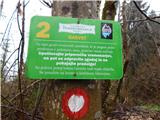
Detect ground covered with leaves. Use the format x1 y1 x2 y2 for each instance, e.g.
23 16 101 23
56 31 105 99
106 105 160 120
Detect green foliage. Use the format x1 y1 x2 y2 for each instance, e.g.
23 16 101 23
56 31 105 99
141 104 160 111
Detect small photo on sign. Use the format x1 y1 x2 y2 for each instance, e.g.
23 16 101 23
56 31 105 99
101 23 112 39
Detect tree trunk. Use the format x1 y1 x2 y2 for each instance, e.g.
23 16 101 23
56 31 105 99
101 0 118 116
42 1 102 120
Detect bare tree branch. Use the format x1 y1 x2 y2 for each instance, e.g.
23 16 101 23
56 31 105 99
3 59 18 81
1 105 43 120
17 1 26 119
25 0 30 7
17 7 22 36
1 95 14 106
10 80 42 102
2 48 18 70
0 8 17 46
32 81 47 120
133 1 160 25
39 0 52 8
127 16 160 22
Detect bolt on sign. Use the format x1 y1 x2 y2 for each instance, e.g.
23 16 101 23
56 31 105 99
26 16 123 80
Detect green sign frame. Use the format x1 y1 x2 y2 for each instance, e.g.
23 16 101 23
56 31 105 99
26 16 123 80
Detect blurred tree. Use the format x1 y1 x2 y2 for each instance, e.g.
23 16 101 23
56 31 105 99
120 1 160 104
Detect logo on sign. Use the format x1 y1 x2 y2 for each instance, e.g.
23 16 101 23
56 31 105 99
101 23 112 39
59 23 95 34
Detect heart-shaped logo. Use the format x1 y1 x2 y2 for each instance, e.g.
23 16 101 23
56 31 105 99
68 95 85 112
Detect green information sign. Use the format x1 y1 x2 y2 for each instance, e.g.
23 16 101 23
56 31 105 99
26 16 123 80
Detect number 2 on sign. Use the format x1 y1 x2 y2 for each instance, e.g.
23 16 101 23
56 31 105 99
36 22 50 38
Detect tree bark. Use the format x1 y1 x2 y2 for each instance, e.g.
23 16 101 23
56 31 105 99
101 0 118 117
43 1 102 120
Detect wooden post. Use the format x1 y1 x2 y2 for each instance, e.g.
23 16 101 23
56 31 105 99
42 1 102 120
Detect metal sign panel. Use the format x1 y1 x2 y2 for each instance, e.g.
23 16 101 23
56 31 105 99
26 16 123 80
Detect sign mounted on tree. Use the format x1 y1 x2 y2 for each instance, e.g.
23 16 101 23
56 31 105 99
26 16 123 80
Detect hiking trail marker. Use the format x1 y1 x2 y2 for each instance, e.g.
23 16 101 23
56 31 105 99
62 88 89 119
26 16 123 80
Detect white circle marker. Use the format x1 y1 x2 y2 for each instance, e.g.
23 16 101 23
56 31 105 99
68 95 85 112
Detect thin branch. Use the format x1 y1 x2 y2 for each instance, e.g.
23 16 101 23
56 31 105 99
1 95 14 106
133 1 160 25
2 48 18 70
32 81 47 120
1 23 12 80
39 0 52 8
17 38 22 66
1 112 14 119
1 105 43 120
25 0 30 7
127 16 160 22
0 8 17 46
1 95 18 119
17 8 22 36
9 75 18 78
17 0 25 119
3 59 18 81
10 80 42 102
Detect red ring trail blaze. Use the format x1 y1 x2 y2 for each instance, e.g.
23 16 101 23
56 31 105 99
62 88 89 120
